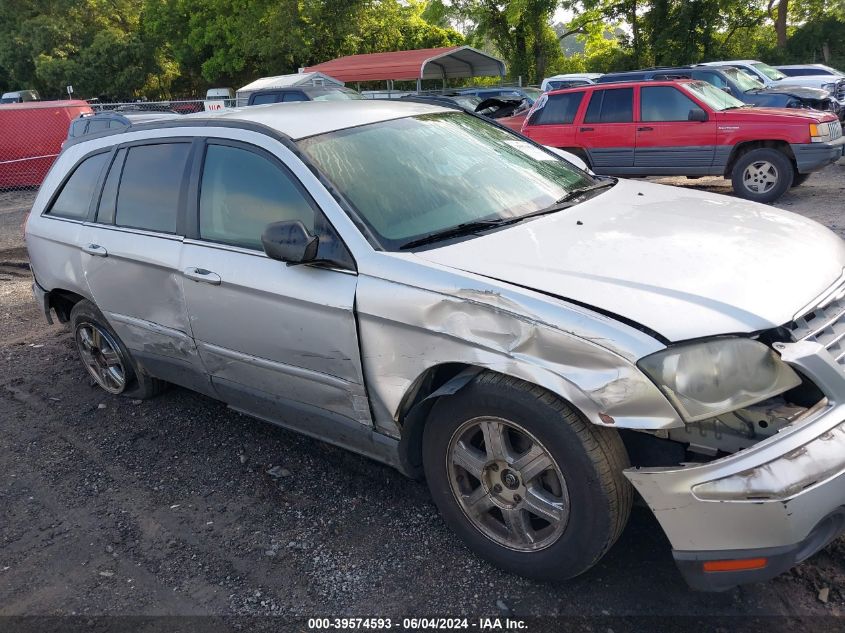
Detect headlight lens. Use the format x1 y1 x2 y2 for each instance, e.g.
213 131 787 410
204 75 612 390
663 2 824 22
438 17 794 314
638 338 802 422
810 121 832 142
822 82 835 92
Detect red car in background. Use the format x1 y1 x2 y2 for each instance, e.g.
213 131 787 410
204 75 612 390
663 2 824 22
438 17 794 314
519 79 843 202
0 100 92 188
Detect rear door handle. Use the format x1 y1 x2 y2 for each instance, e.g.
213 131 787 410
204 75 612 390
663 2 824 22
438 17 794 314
82 243 108 257
183 267 222 285
637 126 654 131
579 127 594 132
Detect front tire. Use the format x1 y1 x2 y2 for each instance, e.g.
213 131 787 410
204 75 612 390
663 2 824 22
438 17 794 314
730 148 793 203
422 372 631 581
70 300 167 399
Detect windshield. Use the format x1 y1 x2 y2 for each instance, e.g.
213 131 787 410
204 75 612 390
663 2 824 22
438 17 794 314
752 62 787 81
684 81 746 110
722 67 764 91
298 112 594 250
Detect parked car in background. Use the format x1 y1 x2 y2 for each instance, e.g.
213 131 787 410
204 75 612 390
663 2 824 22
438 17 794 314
700 60 845 111
0 100 92 187
399 93 526 120
205 87 235 109
27 100 845 592
1 90 40 104
66 111 180 142
598 66 840 117
247 86 363 106
776 64 844 78
458 86 543 104
541 73 603 92
236 72 345 106
520 80 844 202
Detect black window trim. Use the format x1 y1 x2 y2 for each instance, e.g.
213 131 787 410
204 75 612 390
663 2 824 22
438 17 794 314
41 147 112 222
188 136 357 272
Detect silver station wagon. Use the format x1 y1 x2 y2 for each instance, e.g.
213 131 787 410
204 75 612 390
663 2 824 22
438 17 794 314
26 101 845 591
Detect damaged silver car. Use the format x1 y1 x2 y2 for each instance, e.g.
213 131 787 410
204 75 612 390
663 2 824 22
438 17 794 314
26 101 845 590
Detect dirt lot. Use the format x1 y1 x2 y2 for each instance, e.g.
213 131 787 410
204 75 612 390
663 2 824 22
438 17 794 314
1 165 844 626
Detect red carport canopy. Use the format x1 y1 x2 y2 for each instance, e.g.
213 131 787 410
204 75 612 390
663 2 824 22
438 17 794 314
303 46 506 82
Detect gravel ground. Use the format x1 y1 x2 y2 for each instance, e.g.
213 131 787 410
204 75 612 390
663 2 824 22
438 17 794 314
1 165 844 625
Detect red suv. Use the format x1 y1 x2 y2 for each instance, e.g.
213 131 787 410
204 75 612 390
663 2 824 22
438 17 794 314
520 79 844 202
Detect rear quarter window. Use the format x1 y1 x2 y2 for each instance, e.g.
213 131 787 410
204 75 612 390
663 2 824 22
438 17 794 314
528 91 584 125
46 152 110 220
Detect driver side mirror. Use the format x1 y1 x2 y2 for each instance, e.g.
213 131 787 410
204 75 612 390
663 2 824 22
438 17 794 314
261 220 319 264
721 86 732 94
688 108 708 122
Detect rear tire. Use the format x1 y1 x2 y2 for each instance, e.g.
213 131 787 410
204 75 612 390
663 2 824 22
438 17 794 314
70 300 167 399
422 371 631 581
730 148 793 203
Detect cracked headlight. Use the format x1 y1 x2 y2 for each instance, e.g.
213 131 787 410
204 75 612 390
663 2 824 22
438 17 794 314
638 338 802 422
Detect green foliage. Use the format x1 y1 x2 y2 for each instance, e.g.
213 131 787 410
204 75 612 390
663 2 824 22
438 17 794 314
0 0 463 99
2 0 844 98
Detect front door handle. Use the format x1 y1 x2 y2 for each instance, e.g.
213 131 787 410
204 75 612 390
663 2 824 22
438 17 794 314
579 126 594 132
184 267 222 285
637 126 654 131
82 243 108 257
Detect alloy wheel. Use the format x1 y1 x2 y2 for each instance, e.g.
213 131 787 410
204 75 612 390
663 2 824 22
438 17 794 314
74 322 127 394
447 416 569 552
742 160 779 194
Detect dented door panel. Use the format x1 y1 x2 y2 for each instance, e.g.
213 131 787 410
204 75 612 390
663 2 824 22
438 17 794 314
180 242 370 424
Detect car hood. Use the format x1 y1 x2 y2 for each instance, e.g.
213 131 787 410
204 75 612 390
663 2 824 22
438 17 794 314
715 106 836 123
413 179 845 342
749 85 831 99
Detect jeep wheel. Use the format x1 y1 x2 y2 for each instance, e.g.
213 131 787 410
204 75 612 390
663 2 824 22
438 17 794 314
70 300 167 399
422 371 632 581
731 148 793 203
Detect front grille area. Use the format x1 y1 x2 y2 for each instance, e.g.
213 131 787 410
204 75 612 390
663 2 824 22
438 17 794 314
835 79 845 102
831 119 843 140
789 277 845 369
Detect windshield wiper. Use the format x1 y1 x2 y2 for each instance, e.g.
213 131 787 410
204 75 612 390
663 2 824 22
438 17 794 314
398 180 616 250
399 219 510 250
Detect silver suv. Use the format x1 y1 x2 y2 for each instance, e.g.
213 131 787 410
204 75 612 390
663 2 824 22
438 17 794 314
26 101 845 591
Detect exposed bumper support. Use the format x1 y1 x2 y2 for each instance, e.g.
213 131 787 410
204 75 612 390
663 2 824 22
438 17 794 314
791 136 845 173
625 340 845 589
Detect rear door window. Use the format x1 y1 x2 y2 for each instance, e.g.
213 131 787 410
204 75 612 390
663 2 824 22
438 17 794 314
114 143 191 233
282 92 309 102
47 152 110 220
584 88 633 123
528 92 584 125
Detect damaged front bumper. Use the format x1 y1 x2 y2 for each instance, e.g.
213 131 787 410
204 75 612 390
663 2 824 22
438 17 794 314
625 339 845 590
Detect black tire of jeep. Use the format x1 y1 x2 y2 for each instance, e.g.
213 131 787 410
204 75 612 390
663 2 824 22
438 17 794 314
730 148 793 203
69 299 168 399
791 172 811 188
422 371 632 581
